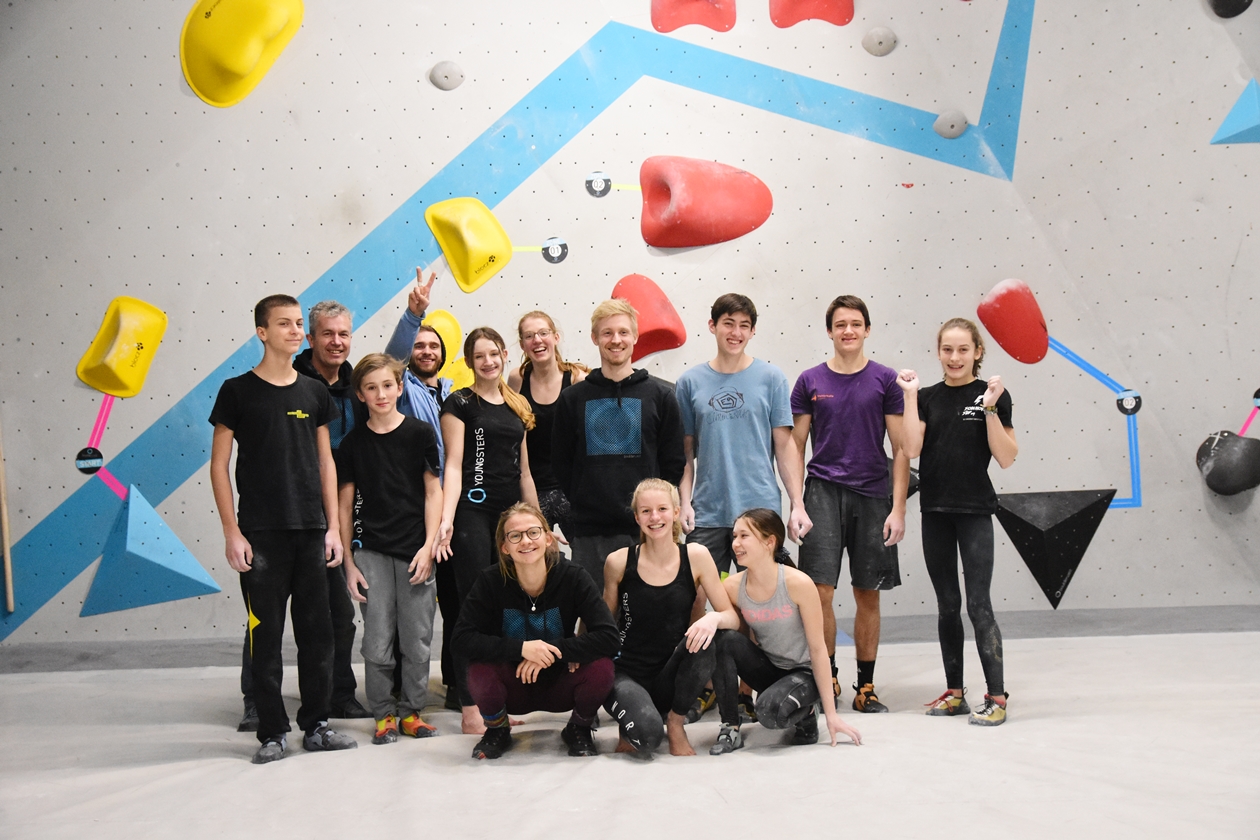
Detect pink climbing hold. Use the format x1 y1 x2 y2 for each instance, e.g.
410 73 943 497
976 279 1049 364
651 0 736 33
612 274 687 362
769 0 854 28
640 156 774 249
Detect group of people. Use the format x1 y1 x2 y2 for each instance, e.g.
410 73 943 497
209 271 1017 765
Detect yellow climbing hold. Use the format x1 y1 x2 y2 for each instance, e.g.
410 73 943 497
445 358 476 391
424 198 513 293
423 309 467 384
180 0 304 108
76 297 169 399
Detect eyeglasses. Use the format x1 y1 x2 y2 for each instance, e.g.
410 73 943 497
505 526 545 544
521 329 554 342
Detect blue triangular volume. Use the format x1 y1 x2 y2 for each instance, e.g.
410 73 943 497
81 486 221 617
1212 79 1260 144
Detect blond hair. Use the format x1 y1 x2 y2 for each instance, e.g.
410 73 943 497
590 299 639 335
516 310 590 379
495 502 560 581
632 478 683 544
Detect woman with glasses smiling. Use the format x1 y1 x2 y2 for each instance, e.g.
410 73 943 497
451 502 619 760
508 312 589 541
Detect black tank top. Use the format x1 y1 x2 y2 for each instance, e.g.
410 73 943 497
520 367 571 494
613 542 696 683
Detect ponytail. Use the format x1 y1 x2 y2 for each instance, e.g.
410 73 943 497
498 379 536 431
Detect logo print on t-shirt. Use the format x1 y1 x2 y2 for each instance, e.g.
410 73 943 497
287 410 310 419
585 398 642 457
961 394 986 421
708 387 745 414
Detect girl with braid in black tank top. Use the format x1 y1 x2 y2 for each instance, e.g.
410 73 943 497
711 509 863 754
601 479 739 756
508 311 589 540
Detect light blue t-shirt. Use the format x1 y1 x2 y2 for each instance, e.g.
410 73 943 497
675 358 793 528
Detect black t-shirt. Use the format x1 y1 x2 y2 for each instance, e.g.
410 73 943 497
441 389 525 513
917 379 1014 515
520 368 571 494
336 416 441 559
208 371 336 531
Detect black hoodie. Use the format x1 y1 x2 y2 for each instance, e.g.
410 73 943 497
293 348 368 450
551 368 685 538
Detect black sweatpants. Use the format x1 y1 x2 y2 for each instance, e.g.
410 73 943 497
603 638 717 751
238 529 334 742
921 511 1004 696
712 629 818 729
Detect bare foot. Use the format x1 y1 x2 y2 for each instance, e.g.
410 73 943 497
615 737 636 754
461 706 486 735
666 711 695 756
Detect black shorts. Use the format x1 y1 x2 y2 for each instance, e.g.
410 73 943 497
686 527 735 574
798 478 901 591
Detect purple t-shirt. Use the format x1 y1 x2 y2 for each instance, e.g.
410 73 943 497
790 361 904 497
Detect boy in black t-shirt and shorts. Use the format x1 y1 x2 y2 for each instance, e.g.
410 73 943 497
209 294 358 764
337 353 444 744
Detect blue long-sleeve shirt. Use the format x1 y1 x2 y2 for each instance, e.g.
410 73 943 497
385 308 453 475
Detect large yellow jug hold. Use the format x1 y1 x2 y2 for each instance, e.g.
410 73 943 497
77 297 169 398
180 0 304 108
422 309 466 383
424 198 513 293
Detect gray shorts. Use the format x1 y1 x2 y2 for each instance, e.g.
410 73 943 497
798 478 901 591
687 527 735 574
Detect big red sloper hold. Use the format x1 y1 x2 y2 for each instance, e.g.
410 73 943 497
769 0 854 28
612 274 688 362
640 157 774 248
651 0 737 33
976 279 1049 364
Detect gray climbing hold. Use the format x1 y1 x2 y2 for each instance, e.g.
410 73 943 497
429 61 465 91
933 110 968 139
862 27 898 57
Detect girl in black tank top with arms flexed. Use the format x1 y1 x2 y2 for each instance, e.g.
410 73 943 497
711 509 864 754
601 479 739 756
509 311 589 540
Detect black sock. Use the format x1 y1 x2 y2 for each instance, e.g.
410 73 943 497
857 659 876 688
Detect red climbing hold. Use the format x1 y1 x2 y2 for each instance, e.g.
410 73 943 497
651 0 736 32
612 274 687 362
976 279 1049 364
640 156 773 249
769 0 854 28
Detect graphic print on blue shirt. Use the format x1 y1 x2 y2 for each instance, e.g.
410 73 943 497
708 387 747 418
585 398 642 456
502 606 565 641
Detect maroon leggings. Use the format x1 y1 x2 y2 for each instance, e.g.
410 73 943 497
467 658 615 723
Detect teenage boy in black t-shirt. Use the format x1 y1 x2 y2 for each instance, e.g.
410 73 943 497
337 354 444 744
209 294 358 764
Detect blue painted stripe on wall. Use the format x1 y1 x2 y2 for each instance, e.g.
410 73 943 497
1 4 1034 639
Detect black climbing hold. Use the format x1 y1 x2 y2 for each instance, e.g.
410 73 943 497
1116 389 1141 415
1209 0 1252 19
541 237 568 264
995 489 1116 609
886 457 920 499
586 172 612 198
75 447 104 475
1196 430 1260 495
1253 386 1259 405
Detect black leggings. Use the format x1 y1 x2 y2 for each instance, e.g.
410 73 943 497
603 638 717 751
921 512 1004 696
712 630 818 729
450 505 507 706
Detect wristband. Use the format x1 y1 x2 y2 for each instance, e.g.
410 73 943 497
984 405 998 414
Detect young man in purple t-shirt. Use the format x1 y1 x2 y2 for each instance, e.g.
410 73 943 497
790 295 909 715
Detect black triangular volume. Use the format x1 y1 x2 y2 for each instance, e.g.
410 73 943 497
995 489 1116 609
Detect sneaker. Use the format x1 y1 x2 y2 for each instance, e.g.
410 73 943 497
709 724 744 756
251 736 287 764
852 683 889 713
560 722 598 757
925 690 970 717
303 723 358 752
737 692 758 723
790 705 819 745
471 726 513 760
372 715 399 745
330 697 372 719
684 687 717 724
970 693 1008 727
400 713 437 738
237 701 259 733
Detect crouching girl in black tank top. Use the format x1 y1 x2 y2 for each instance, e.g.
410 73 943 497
601 479 740 756
711 509 863 754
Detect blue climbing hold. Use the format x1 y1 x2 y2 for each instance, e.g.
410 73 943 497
1212 79 1260 144
80 486 221 616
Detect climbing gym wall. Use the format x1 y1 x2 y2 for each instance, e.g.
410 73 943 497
1 0 1257 644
